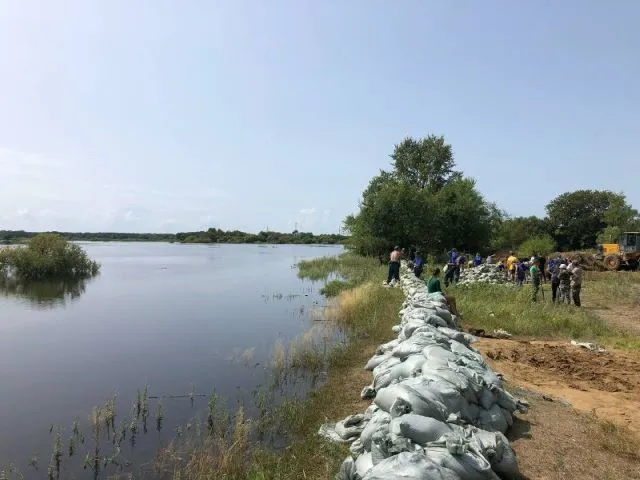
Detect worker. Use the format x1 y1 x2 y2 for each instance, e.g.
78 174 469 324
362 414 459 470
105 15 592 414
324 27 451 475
474 253 482 266
530 258 541 301
486 253 494 265
385 246 402 286
558 263 572 304
570 260 582 307
515 260 526 286
507 251 518 281
549 258 560 302
444 248 459 287
413 251 425 278
456 253 466 282
426 268 458 316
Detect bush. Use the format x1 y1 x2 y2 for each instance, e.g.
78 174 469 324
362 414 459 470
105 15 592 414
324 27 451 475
0 233 100 280
518 235 556 258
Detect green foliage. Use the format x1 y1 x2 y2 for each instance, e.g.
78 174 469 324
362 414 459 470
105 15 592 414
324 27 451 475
597 226 624 245
491 216 552 251
0 230 175 243
545 190 632 250
517 234 556 257
0 234 100 280
345 135 494 256
390 135 459 191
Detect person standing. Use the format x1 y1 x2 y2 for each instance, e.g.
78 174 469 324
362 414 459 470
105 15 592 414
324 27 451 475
413 251 425 278
455 253 466 283
507 251 518 281
386 246 402 286
486 253 494 265
549 259 560 302
558 263 572 304
570 260 583 307
444 248 459 287
515 260 526 286
538 254 547 283
474 253 482 266
530 258 541 301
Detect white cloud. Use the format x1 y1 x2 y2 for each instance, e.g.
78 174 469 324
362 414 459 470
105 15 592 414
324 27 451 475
299 207 316 215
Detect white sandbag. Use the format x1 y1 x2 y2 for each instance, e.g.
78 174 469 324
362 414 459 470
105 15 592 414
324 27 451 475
360 409 391 450
335 414 366 441
355 452 374 479
336 456 357 480
365 353 392 371
420 368 477 405
372 355 402 377
370 429 390 465
374 381 449 421
389 414 454 445
476 404 509 433
434 307 453 326
424 444 500 480
392 334 441 359
450 342 487 368
362 451 462 480
438 327 476 346
350 438 365 457
377 339 400 355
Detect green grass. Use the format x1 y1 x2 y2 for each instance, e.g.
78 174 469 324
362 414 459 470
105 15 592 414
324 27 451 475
297 253 380 284
450 272 640 349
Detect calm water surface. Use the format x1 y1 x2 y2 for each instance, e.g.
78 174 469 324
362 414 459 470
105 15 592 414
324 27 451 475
0 242 342 477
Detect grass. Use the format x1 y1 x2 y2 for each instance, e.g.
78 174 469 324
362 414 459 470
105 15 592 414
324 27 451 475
450 270 640 349
597 419 640 459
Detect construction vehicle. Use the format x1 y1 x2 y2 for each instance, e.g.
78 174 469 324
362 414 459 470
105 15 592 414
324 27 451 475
596 232 640 270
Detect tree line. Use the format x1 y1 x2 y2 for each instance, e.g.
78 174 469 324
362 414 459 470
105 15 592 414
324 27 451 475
1 229 347 246
345 135 639 257
176 228 347 245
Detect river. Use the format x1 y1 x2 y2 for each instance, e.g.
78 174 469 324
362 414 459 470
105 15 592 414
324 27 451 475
0 242 342 478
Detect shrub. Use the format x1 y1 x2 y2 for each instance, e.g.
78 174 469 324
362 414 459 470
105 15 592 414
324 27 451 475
518 234 556 258
0 233 100 280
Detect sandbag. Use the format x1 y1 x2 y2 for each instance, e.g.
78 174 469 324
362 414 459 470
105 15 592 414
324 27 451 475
362 451 463 480
389 414 454 445
468 429 520 479
424 444 500 480
336 456 357 480
360 409 391 450
365 353 392 371
355 451 374 478
476 404 510 433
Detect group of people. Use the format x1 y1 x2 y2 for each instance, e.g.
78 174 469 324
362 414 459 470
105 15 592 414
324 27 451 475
384 246 583 307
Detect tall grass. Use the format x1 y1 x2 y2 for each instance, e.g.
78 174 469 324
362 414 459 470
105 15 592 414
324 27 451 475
450 273 640 349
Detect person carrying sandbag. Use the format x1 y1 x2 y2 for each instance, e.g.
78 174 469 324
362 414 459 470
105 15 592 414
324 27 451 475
426 268 459 316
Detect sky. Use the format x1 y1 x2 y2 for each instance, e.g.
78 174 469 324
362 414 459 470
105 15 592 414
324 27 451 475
1 1 639 234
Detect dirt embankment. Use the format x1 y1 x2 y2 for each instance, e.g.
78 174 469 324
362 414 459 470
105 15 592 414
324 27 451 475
476 339 640 433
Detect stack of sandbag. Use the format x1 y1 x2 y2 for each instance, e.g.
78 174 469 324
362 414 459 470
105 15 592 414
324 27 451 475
321 263 526 480
457 264 509 286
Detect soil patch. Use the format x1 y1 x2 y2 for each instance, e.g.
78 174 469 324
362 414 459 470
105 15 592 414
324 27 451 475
476 339 640 432
509 391 640 479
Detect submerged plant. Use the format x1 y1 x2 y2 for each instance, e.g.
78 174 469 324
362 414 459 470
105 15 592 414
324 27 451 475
47 429 62 480
104 393 117 437
155 401 164 432
141 385 149 433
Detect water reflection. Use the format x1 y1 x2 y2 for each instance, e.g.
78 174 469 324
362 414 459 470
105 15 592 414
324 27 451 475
0 276 90 308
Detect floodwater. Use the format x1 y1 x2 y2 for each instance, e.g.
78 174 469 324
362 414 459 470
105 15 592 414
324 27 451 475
0 242 342 478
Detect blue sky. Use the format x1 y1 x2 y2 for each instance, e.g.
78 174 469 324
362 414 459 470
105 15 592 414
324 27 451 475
1 1 638 234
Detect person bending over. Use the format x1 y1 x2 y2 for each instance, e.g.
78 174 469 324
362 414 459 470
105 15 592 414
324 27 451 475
426 268 458 316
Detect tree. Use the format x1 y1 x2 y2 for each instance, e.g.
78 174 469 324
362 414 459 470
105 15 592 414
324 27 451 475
491 216 552 252
390 135 460 191
345 135 493 256
546 190 621 250
518 235 556 258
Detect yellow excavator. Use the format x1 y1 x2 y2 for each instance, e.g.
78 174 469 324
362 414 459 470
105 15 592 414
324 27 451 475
597 232 640 270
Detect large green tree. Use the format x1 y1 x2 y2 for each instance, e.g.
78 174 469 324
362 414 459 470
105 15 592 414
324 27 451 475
345 135 493 256
545 190 637 250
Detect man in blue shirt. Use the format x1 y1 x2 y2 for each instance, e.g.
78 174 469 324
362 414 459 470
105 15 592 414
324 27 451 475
413 251 425 278
444 248 458 287
474 253 482 266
